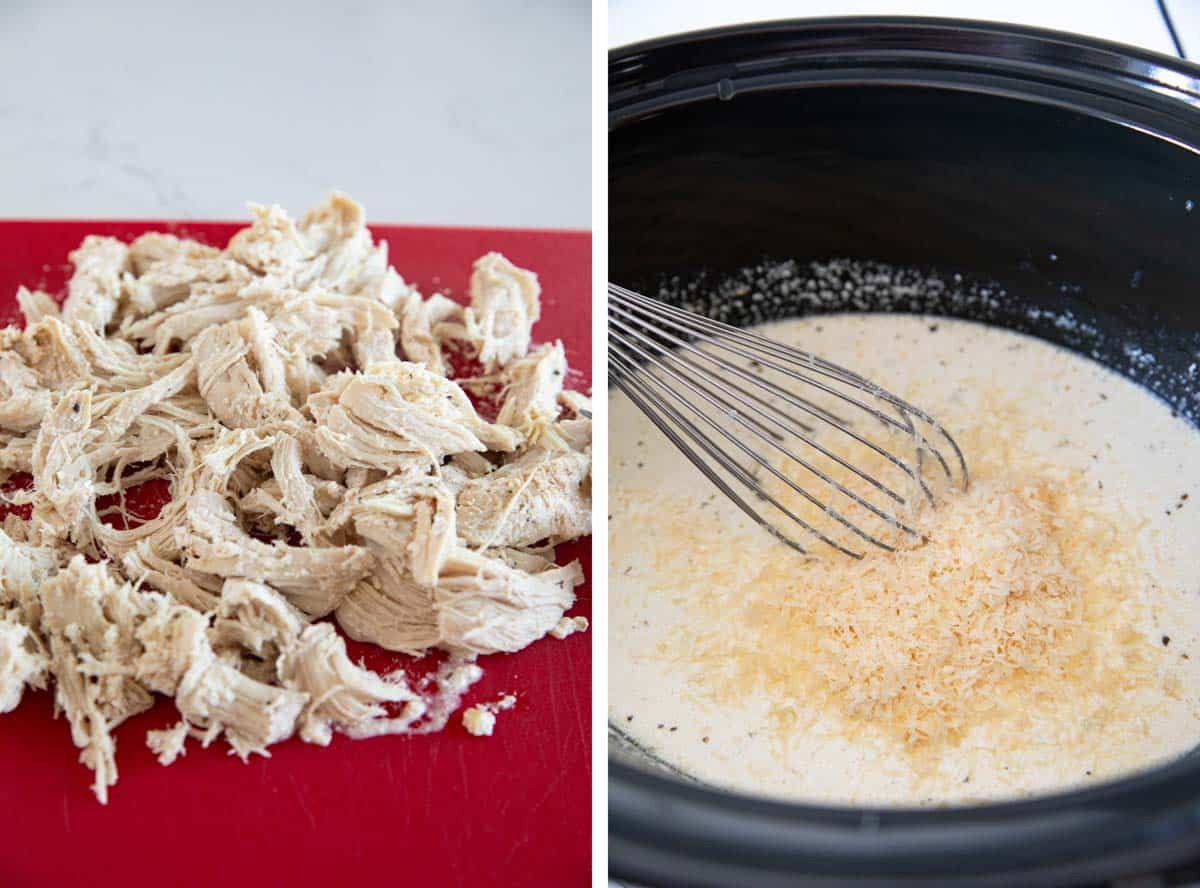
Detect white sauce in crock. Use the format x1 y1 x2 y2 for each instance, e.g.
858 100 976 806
610 314 1200 806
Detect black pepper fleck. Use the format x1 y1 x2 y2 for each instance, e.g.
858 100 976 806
72 402 80 413
1163 635 1172 646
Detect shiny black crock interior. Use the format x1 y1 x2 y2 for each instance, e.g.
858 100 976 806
610 18 1200 886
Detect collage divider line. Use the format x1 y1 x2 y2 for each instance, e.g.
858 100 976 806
591 2 611 885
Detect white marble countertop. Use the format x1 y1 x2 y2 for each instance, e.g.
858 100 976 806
0 1 590 229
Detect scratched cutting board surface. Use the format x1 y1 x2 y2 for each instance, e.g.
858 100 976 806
0 220 592 888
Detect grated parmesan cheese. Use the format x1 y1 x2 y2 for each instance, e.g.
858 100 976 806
728 470 1152 750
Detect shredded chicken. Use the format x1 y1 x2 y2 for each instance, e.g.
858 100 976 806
40 557 160 803
178 491 373 617
449 252 542 370
0 352 49 431
62 236 129 333
495 341 567 444
279 622 425 744
550 615 590 640
457 448 591 548
210 578 307 659
308 361 518 472
402 293 462 376
436 547 584 655
16 286 60 326
0 616 47 713
0 193 590 802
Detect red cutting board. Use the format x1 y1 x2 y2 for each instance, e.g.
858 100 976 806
0 220 592 888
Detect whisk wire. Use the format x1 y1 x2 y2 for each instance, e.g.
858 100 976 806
612 283 968 484
612 350 858 557
610 314 922 541
612 288 956 492
609 283 970 557
610 303 932 507
611 334 909 552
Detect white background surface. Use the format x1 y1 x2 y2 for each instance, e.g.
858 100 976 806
609 0 1187 56
0 1 590 229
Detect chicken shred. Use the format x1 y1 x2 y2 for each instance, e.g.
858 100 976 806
452 252 542 370
457 447 591 549
402 293 462 375
0 616 47 713
62 236 130 333
16 286 60 326
494 341 567 440
0 193 590 802
279 622 424 745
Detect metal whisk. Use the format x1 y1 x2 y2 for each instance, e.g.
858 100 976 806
609 283 969 558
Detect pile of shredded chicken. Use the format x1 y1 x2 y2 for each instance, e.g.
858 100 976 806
0 194 591 802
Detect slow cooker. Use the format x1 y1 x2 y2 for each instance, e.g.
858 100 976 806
609 18 1200 886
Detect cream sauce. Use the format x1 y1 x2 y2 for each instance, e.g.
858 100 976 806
609 313 1200 805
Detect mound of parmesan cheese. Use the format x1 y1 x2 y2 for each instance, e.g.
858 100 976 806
708 468 1154 751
